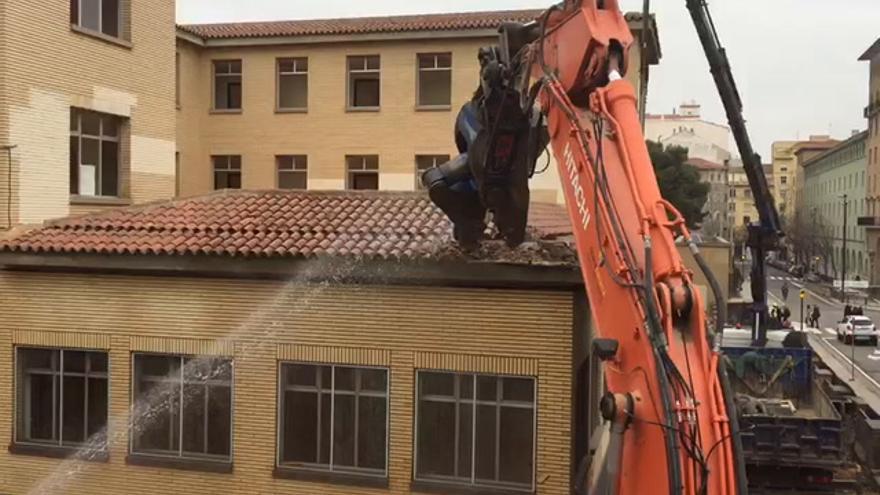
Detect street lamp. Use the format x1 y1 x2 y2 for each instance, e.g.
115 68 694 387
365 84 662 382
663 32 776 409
841 194 849 304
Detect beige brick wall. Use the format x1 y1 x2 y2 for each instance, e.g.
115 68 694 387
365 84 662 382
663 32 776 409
0 271 575 494
0 0 176 228
176 35 564 200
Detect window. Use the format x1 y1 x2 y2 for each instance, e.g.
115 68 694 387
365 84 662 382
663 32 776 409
71 0 120 38
346 155 379 190
213 60 242 111
131 354 233 461
415 372 536 491
278 363 388 476
417 53 452 108
277 155 308 190
729 189 735 198
415 155 450 189
743 216 751 225
278 58 308 111
70 108 121 197
781 176 788 185
213 155 242 190
347 56 380 109
15 348 108 449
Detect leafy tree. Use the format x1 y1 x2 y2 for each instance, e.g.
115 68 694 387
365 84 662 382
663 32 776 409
646 141 710 229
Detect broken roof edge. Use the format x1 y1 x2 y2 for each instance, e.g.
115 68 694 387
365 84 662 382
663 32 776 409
0 251 583 290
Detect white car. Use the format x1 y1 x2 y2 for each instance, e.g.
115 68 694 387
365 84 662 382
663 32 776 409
837 315 878 345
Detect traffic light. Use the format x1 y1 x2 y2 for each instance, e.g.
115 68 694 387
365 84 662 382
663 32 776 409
800 289 806 300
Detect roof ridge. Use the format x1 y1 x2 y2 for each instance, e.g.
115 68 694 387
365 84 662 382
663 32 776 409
177 8 542 29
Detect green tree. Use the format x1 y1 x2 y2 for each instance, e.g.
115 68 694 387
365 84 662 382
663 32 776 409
646 141 709 229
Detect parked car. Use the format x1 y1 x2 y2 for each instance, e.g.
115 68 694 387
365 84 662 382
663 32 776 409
789 265 805 278
837 315 878 345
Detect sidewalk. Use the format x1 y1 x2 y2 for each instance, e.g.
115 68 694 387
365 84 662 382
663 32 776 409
808 333 880 415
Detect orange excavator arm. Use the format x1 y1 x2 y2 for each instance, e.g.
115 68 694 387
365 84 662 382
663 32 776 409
424 1 748 493
531 4 741 494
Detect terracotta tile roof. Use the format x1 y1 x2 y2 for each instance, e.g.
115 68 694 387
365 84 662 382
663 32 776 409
178 9 543 40
0 190 576 266
686 158 725 171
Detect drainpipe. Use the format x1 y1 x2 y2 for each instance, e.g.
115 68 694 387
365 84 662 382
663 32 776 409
1 145 16 229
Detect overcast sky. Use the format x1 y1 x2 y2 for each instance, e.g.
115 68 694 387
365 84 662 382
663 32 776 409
177 0 880 160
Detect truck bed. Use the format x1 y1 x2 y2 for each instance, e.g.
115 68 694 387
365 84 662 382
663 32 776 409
723 346 844 469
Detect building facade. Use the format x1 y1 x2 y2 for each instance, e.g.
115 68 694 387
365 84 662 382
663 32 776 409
859 38 880 284
770 140 799 220
0 191 591 495
793 136 839 216
177 11 660 205
644 102 731 163
686 157 729 239
802 131 868 280
0 0 177 229
726 160 774 239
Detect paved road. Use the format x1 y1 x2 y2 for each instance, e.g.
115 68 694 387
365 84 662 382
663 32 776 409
763 266 880 391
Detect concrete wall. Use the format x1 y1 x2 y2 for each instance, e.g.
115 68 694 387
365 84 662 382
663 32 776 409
0 0 176 228
0 271 577 494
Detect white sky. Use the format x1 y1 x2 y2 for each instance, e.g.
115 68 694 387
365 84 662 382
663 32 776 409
177 0 880 160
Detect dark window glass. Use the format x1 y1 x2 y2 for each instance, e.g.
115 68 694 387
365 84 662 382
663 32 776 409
132 354 232 461
279 364 388 476
416 372 535 490
15 348 109 449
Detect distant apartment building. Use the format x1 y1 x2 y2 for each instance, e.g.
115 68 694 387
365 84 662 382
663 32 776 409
802 131 868 279
727 160 774 236
644 102 731 163
176 11 660 205
793 136 840 216
686 157 729 239
770 140 799 219
860 38 880 284
0 0 177 229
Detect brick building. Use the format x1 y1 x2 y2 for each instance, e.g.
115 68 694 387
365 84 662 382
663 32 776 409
176 10 660 205
0 0 177 228
0 190 594 494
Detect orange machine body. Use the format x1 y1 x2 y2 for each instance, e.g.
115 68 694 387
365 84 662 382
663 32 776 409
531 1 737 493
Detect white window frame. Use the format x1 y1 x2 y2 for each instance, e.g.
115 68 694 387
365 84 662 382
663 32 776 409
347 55 381 111
275 362 390 477
416 53 453 109
212 60 243 112
413 370 537 493
346 155 380 190
14 347 110 450
276 155 308 190
277 58 309 112
212 155 242 190
129 353 235 463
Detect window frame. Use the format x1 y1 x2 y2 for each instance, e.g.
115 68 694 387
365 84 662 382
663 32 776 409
276 57 309 113
412 370 538 493
275 362 390 478
346 155 380 191
346 55 381 111
212 155 242 190
71 0 125 42
70 108 122 198
212 60 243 113
276 155 309 190
129 353 235 463
13 346 110 452
416 53 453 110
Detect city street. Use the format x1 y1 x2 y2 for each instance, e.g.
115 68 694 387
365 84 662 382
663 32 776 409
764 266 880 387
